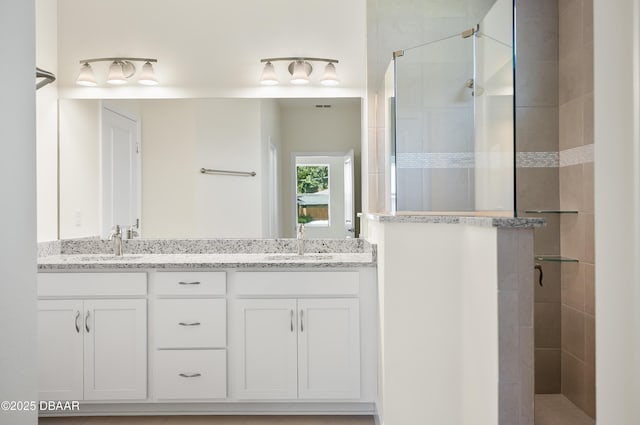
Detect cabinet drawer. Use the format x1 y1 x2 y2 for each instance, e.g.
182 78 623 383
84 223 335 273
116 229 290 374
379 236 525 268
153 350 226 400
38 273 146 297
155 299 226 348
153 272 226 296
235 271 359 296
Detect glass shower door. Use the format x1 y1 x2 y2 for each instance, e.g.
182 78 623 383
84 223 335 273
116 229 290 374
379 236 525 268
474 16 514 213
394 33 476 212
392 0 515 215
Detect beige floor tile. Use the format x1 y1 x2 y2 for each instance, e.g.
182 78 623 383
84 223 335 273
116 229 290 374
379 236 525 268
535 394 595 425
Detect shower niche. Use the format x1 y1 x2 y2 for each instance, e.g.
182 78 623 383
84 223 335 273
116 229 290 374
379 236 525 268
389 0 514 215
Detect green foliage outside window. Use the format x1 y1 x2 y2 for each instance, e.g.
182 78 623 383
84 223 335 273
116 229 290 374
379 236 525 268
296 165 329 194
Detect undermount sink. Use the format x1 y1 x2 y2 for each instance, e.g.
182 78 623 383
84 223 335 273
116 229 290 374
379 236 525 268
76 255 143 262
263 254 335 261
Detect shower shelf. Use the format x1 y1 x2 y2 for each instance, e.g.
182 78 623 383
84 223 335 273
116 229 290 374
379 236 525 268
534 255 579 263
525 210 578 214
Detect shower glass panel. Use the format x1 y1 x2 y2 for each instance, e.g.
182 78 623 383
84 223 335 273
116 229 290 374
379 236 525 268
393 1 514 215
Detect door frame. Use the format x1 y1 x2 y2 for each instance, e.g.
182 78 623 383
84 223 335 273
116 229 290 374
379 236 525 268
291 151 355 238
99 102 141 238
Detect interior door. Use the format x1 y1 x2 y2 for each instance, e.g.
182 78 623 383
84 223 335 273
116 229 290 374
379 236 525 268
343 150 355 237
101 106 140 238
295 152 355 239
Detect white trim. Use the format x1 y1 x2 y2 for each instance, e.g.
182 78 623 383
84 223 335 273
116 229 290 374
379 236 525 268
633 0 640 420
37 402 376 417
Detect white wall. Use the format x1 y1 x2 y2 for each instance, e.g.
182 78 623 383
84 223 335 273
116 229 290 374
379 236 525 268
36 0 58 241
594 0 640 422
141 99 264 238
58 99 268 238
366 221 499 425
58 99 101 238
0 0 38 423
279 99 362 237
259 99 282 237
55 0 366 99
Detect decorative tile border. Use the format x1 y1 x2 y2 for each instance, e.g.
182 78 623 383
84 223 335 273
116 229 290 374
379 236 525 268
559 144 594 167
516 152 559 168
395 144 593 169
396 152 475 169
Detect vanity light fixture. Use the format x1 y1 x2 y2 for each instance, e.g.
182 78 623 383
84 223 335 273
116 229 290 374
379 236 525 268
259 57 340 86
76 57 159 86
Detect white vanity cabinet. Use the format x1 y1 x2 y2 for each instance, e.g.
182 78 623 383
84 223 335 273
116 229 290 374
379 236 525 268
232 271 361 400
150 271 227 400
37 273 147 401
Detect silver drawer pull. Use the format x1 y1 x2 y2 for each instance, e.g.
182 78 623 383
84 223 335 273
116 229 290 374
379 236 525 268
178 322 201 326
179 373 202 378
75 310 81 333
178 281 201 285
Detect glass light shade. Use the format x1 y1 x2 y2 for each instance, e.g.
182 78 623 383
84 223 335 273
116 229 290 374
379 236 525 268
76 63 97 86
106 61 127 85
290 61 310 85
138 61 158 85
260 62 279 85
321 62 340 86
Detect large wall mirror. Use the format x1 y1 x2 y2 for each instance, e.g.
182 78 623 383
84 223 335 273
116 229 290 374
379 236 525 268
57 97 362 240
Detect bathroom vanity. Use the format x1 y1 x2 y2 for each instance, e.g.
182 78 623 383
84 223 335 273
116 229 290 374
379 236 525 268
36 239 377 416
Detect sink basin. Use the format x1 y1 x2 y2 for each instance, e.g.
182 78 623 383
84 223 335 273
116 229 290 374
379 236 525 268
76 255 143 262
264 254 334 261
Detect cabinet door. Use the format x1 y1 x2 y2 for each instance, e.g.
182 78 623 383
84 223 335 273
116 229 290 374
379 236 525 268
38 300 84 401
83 299 147 400
234 299 298 399
298 298 360 399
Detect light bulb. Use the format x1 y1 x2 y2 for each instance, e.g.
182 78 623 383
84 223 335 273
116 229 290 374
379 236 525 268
106 61 127 85
290 61 310 85
138 61 158 86
260 62 279 85
76 63 97 86
321 62 339 86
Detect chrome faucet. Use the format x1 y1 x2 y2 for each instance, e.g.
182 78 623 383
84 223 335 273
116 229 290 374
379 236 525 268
108 225 123 256
127 223 139 239
297 223 305 256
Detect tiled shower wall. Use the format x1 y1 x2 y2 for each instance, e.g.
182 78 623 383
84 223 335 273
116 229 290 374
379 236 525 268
514 0 562 396
516 0 595 419
558 0 595 418
367 0 595 418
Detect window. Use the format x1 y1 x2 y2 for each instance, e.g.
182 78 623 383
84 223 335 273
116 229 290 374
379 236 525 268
296 165 330 227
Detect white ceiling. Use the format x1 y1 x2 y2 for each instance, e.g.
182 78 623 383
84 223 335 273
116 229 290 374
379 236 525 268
56 0 367 99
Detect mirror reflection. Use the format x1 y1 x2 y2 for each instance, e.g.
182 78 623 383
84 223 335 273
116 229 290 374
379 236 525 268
58 98 362 240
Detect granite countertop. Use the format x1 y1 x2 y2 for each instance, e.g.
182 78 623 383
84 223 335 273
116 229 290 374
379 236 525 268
38 252 375 270
362 213 545 228
37 238 376 271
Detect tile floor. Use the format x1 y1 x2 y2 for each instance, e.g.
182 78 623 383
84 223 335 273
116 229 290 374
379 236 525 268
535 394 595 425
39 415 374 425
